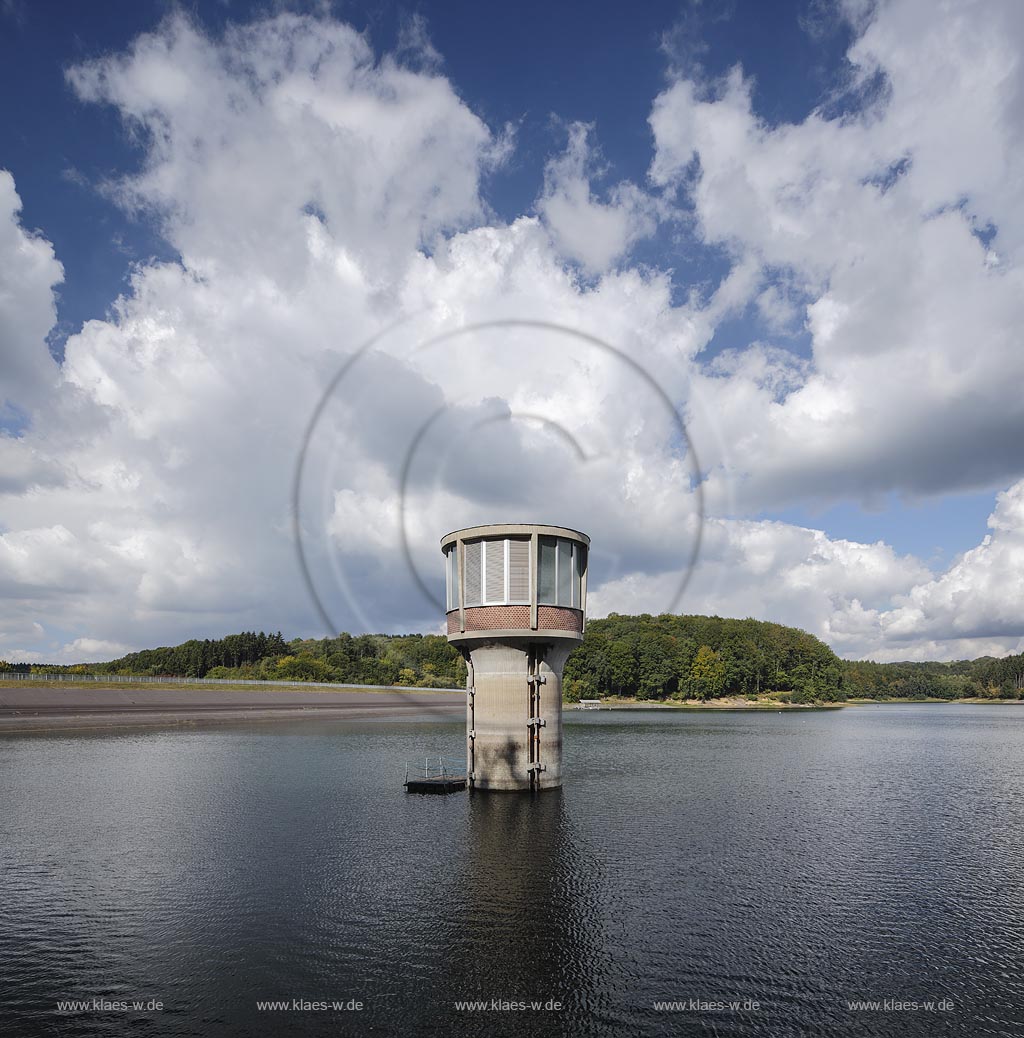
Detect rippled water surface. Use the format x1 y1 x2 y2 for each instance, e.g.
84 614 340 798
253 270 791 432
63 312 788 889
4 704 1024 1036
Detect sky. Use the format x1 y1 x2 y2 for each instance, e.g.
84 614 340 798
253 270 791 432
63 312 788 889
2 0 1024 664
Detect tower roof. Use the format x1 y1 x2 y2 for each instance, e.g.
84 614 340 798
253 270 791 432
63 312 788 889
440 523 590 550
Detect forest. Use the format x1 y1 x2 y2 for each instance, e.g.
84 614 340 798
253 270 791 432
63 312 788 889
843 656 1024 700
1 630 467 688
563 614 847 703
564 615 1024 701
3 614 1024 702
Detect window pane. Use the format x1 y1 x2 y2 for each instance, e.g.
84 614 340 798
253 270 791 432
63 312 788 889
485 539 506 603
573 543 585 609
509 539 530 601
464 541 482 606
448 547 459 610
538 537 556 604
557 539 573 606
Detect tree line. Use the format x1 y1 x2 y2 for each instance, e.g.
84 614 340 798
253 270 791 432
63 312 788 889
2 630 467 689
3 614 1024 702
563 613 848 703
844 655 1024 700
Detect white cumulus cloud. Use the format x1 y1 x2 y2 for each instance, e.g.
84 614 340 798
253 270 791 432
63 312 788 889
1 4 1024 666
651 0 1024 510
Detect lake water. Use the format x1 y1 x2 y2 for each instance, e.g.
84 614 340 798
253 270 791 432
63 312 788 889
3 704 1024 1037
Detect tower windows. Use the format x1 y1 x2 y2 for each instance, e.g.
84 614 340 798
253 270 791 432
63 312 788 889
449 534 584 610
538 536 584 607
460 537 532 607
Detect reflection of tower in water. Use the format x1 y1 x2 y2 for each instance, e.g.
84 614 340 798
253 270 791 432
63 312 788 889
436 791 611 1031
441 524 589 792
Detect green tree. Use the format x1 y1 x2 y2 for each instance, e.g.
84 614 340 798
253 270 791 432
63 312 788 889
607 640 635 696
276 654 332 682
563 678 594 703
690 645 726 701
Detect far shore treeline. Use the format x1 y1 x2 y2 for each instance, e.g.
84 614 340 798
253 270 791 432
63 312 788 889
3 614 1024 703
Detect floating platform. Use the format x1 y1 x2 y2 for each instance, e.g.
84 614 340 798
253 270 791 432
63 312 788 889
404 756 467 795
404 775 467 794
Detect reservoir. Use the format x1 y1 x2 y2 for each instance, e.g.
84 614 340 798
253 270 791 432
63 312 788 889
3 704 1024 1036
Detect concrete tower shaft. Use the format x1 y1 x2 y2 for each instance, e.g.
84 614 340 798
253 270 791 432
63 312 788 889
441 524 589 792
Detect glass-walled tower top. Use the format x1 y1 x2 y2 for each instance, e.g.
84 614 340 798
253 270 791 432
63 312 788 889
440 524 589 644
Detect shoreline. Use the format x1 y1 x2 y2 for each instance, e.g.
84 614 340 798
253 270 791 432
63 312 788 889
845 696 1024 705
577 696 1024 711
4 682 1021 734
582 697 843 711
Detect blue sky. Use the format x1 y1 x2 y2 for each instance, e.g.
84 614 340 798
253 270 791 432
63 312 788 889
2 0 852 347
2 0 1023 662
